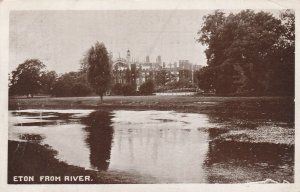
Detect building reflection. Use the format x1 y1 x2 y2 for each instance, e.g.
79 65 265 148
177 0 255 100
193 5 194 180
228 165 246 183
83 110 114 171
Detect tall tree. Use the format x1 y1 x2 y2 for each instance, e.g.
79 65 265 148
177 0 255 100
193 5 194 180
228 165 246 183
85 42 111 101
9 59 46 97
197 10 294 96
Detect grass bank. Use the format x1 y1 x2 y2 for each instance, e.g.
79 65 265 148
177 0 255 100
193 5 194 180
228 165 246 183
9 95 293 112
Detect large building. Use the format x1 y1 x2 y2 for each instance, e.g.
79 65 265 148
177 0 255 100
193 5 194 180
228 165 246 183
111 50 201 90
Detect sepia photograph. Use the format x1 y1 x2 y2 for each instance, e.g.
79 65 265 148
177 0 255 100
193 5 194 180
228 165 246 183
0 0 297 190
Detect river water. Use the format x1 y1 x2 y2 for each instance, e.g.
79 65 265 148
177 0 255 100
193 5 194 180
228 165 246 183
8 109 294 183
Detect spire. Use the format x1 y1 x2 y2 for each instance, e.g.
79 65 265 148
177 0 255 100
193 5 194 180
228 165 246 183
126 49 131 70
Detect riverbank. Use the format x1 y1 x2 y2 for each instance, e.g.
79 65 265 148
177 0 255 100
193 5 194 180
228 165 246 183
8 141 156 184
9 96 294 126
9 95 294 113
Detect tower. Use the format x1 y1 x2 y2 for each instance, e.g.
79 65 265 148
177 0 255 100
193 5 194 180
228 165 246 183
126 50 131 63
156 55 162 65
126 49 131 70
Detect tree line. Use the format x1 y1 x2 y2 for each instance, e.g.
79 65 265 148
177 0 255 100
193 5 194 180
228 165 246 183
9 43 196 99
9 42 156 99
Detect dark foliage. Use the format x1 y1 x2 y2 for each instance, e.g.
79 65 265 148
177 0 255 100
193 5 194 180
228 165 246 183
197 10 295 96
40 70 58 94
9 59 46 97
111 83 136 96
52 72 93 97
82 111 114 171
84 42 111 101
139 80 154 95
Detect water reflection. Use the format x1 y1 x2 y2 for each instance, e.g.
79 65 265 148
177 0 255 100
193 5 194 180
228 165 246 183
108 110 210 183
82 111 114 171
8 109 294 183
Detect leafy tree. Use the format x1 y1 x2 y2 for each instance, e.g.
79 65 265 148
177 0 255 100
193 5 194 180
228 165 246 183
197 10 294 96
52 72 92 97
9 59 46 97
79 55 89 73
71 83 92 97
267 10 295 96
122 84 136 96
196 66 215 92
52 80 72 97
84 42 111 101
40 70 58 94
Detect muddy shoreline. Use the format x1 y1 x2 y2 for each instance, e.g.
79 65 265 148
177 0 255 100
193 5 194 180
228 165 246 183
8 141 157 184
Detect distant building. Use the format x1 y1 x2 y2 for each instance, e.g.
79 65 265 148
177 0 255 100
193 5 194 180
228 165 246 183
111 50 201 91
193 65 202 71
179 60 192 70
156 55 162 65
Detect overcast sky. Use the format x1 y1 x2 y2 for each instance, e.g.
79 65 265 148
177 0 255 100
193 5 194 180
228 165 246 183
9 10 280 73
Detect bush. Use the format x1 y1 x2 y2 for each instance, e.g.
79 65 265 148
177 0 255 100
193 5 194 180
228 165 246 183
122 84 136 96
71 83 92 96
111 83 123 95
111 83 136 96
139 80 154 95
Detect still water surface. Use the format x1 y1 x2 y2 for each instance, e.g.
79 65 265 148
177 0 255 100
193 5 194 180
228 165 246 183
9 109 294 183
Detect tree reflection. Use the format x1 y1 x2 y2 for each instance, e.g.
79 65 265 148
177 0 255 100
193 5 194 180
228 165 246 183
203 138 294 183
205 139 294 166
82 110 114 171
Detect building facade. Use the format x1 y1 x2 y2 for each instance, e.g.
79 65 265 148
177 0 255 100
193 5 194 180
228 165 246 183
111 50 201 90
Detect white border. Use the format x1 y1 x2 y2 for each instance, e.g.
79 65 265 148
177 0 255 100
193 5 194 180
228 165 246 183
0 0 299 191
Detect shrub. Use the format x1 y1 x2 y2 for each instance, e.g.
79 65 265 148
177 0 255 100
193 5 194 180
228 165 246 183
139 80 154 95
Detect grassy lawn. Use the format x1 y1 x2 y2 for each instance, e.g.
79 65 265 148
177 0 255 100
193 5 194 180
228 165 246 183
9 95 291 111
